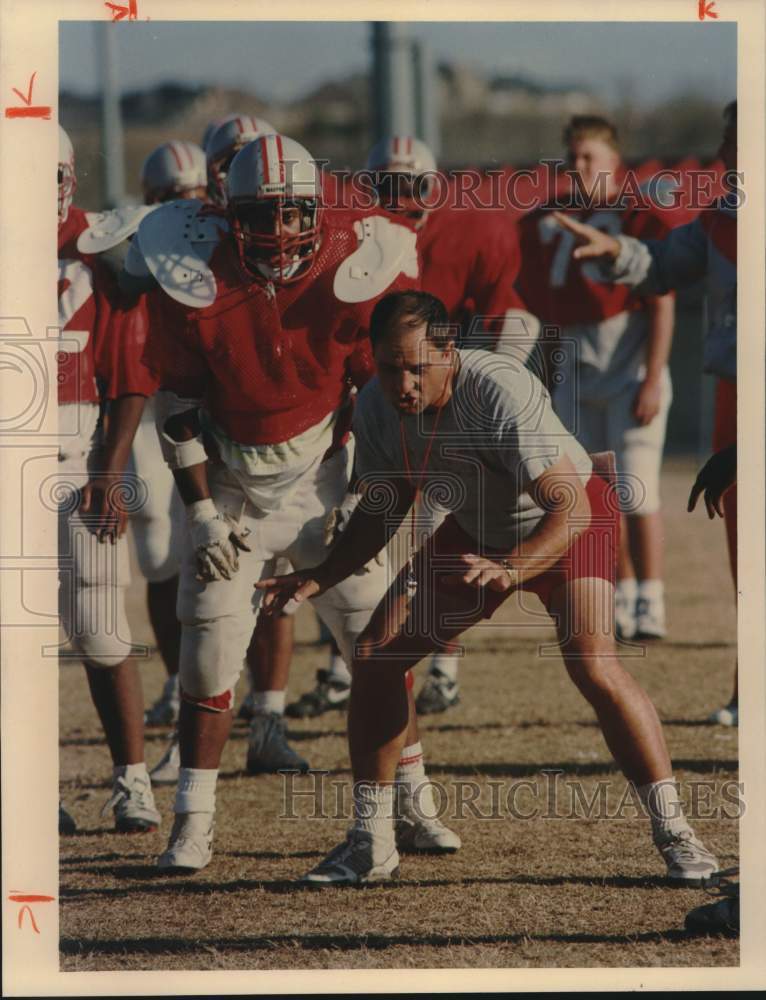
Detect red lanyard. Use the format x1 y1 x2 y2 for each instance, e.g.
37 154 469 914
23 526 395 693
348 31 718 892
398 366 453 593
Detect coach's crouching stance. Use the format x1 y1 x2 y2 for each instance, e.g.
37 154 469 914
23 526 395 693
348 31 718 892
258 290 718 887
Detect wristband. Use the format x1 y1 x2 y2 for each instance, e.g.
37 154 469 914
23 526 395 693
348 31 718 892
186 498 218 526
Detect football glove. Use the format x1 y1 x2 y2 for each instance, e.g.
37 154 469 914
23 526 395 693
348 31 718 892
187 499 251 582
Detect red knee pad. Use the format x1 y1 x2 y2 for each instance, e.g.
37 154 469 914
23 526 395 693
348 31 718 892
405 670 414 692
180 685 234 713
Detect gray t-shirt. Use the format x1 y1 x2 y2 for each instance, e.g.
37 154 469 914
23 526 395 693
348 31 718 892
353 349 593 549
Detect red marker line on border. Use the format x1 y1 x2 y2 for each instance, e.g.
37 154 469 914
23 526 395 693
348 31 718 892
4 72 51 119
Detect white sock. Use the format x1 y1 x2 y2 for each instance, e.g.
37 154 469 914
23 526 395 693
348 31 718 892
429 653 458 683
175 767 218 815
616 578 638 602
327 653 352 686
396 742 438 820
114 762 149 784
253 690 286 715
638 579 664 603
637 779 690 840
353 782 395 856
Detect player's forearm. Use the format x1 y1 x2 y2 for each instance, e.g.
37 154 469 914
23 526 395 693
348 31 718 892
171 462 212 506
98 394 147 473
644 294 675 381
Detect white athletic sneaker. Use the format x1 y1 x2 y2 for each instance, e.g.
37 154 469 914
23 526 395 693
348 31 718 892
635 596 666 641
708 702 738 727
157 812 214 872
614 589 637 640
300 829 400 886
655 828 719 886
150 733 180 785
145 674 180 726
101 774 161 834
395 815 462 854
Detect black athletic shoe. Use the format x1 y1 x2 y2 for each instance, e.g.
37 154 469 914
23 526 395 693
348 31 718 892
285 670 350 719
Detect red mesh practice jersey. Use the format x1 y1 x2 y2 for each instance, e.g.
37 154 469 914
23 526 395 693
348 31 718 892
417 204 525 340
101 294 160 400
516 205 672 327
57 207 157 404
143 213 418 446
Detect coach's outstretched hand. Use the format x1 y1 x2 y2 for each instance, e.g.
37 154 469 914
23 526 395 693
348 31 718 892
552 212 622 262
688 444 737 519
256 570 325 615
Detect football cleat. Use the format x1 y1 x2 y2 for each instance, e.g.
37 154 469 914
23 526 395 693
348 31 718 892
59 802 77 836
655 828 719 886
144 674 180 727
415 669 460 715
395 815 461 854
708 701 738 727
149 732 181 786
634 596 666 641
245 712 310 774
285 670 350 719
684 868 740 935
101 774 161 834
157 812 214 872
300 830 400 887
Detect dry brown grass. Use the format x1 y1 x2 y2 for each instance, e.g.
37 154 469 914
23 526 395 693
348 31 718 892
59 457 739 970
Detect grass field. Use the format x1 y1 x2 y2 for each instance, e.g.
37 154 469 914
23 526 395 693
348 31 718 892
59 457 739 971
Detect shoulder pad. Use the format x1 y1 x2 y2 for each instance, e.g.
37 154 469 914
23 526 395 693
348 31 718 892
134 199 229 309
333 215 419 304
77 205 157 254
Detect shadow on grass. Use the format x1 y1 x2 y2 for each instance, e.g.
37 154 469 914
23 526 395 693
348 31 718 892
60 870 689 900
61 925 721 957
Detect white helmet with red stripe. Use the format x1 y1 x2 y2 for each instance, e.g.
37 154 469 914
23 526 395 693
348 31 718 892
206 113 275 206
58 124 76 224
365 135 438 228
227 134 321 284
140 140 208 205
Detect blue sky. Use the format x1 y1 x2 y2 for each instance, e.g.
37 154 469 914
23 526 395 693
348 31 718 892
60 21 736 107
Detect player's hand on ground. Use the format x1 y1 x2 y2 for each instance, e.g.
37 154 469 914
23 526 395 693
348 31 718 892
187 501 251 582
552 212 622 262
255 571 324 615
633 377 662 426
448 553 515 593
688 444 737 519
79 476 129 543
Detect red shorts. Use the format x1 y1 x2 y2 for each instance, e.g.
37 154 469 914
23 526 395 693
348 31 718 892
421 474 618 619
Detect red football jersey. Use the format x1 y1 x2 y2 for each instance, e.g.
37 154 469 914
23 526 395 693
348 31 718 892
516 205 672 327
57 207 157 404
100 294 160 401
143 213 417 446
416 204 525 343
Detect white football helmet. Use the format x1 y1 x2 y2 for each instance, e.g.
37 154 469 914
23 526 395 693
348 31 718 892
58 124 76 224
365 135 438 228
140 140 208 205
227 134 321 284
206 114 275 207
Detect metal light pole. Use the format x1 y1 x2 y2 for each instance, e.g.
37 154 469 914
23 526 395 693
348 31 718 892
371 22 418 141
98 23 126 208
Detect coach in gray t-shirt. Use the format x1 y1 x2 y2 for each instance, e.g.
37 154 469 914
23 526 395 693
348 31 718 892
258 290 718 891
354 346 592 551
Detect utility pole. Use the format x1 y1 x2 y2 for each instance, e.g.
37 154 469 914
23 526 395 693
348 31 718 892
99 23 126 208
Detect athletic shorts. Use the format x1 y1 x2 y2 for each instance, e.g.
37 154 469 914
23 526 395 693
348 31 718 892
420 473 618 619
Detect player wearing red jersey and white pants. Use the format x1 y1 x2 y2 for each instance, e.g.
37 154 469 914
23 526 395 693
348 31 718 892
257 290 719 887
134 134 459 870
517 116 676 644
290 135 539 717
553 103 738 726
57 125 161 834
